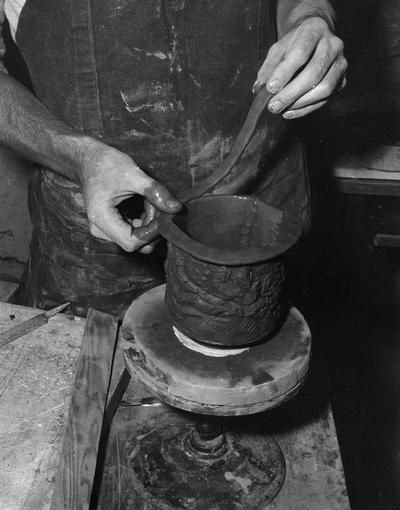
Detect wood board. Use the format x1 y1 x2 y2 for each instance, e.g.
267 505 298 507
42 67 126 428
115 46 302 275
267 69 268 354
0 302 85 510
50 309 119 510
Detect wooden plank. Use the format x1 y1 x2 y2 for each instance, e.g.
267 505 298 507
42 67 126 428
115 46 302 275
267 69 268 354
374 233 400 248
50 309 118 510
333 161 400 182
334 177 400 196
0 302 85 510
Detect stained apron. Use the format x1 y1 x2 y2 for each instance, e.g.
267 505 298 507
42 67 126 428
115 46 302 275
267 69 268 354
13 0 309 316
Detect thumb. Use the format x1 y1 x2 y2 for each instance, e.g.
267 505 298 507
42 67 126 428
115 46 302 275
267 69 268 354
142 181 182 213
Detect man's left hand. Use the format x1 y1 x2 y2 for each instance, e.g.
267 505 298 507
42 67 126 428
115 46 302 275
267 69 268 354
253 16 347 119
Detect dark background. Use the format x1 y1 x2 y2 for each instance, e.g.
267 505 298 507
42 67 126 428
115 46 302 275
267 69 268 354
297 2 400 509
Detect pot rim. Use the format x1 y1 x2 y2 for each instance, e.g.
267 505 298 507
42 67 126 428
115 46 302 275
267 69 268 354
158 195 302 265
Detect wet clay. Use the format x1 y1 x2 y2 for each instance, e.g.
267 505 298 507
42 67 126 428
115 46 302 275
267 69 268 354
159 195 301 347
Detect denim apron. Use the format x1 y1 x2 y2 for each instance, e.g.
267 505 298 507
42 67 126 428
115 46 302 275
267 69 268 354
14 0 309 316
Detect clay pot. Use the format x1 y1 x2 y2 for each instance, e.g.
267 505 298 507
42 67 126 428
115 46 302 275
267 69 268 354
158 195 301 347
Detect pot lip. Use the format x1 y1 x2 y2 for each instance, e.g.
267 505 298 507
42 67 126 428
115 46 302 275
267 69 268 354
158 195 302 265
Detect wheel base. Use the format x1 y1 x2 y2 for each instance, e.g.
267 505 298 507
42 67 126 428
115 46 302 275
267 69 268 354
127 421 285 510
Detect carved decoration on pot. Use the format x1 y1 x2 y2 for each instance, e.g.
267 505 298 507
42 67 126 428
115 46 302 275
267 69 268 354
158 195 301 347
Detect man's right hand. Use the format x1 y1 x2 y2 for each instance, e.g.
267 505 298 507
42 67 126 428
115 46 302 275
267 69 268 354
81 143 182 253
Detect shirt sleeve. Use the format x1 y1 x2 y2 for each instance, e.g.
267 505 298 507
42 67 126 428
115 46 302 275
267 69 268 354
0 0 7 74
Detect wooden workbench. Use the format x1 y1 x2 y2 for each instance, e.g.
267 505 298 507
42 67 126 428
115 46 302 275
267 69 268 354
0 294 350 509
97 373 351 510
0 299 86 510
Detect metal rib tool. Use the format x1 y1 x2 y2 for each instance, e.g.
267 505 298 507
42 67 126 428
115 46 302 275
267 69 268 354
0 302 71 348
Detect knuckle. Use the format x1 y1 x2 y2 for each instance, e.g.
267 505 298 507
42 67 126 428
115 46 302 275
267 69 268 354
282 47 308 67
88 209 103 227
320 80 334 96
339 56 349 71
148 180 166 202
292 46 308 61
298 17 314 31
331 36 344 54
267 42 280 58
122 239 140 252
318 82 329 96
306 28 320 41
298 17 326 37
89 224 97 236
308 16 327 29
140 244 154 255
311 58 327 81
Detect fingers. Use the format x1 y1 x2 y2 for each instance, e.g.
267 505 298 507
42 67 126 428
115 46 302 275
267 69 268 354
142 181 182 213
108 160 181 214
88 178 179 252
110 178 179 250
281 55 347 115
143 199 157 225
283 100 328 119
83 146 179 252
280 55 347 119
266 27 322 95
253 15 347 119
267 39 346 115
88 180 175 252
138 201 159 254
253 40 286 94
89 204 158 252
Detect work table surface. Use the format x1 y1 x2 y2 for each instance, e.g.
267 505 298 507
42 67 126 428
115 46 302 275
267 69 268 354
0 298 350 510
0 301 85 510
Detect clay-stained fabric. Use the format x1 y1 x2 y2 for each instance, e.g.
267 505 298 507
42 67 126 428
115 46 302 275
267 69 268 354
0 0 7 74
13 0 309 316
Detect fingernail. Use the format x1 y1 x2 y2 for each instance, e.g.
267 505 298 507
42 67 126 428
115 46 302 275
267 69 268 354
252 79 262 94
283 111 295 119
269 101 283 114
267 79 280 93
166 199 180 209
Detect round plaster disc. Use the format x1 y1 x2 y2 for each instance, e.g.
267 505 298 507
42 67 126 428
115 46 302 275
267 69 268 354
127 422 285 510
122 285 311 416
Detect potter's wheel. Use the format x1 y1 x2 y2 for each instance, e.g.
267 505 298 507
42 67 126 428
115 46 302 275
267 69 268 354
121 284 311 509
122 285 311 416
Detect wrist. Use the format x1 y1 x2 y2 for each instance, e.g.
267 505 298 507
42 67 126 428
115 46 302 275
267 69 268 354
54 134 106 184
278 2 336 37
292 13 335 32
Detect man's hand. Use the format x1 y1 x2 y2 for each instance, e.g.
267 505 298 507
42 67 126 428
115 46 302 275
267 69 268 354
0 74 181 254
253 16 347 119
81 144 181 253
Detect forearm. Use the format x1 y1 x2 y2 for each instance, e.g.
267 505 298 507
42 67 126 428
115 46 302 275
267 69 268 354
277 0 336 36
0 72 101 182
